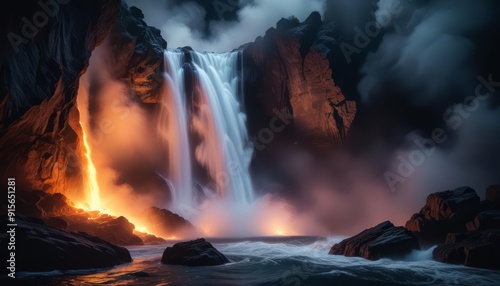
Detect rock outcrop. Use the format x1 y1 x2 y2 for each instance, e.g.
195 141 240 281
433 229 500 270
107 3 167 102
405 186 481 244
161 238 230 266
404 185 500 269
143 207 199 239
329 221 420 260
0 215 131 272
243 12 356 145
15 191 145 245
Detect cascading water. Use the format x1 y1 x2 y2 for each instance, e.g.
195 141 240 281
158 53 192 205
159 50 254 212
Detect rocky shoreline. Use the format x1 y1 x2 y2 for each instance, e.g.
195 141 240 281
329 185 500 270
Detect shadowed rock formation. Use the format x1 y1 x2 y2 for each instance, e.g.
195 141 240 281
143 206 199 239
243 12 356 145
405 186 481 245
107 3 167 102
404 185 500 269
329 221 420 260
0 215 131 272
433 229 500 270
161 238 230 266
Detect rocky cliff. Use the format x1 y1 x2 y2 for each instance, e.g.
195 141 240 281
0 2 166 202
0 0 121 202
243 12 356 145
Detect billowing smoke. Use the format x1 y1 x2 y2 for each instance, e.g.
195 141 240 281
352 0 500 206
126 0 326 52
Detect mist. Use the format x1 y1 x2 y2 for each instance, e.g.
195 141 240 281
126 0 326 52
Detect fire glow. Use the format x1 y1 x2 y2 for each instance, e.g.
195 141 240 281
80 128 101 211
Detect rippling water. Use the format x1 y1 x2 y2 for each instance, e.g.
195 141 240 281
16 237 500 285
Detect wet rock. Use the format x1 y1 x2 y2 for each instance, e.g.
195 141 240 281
329 221 420 260
433 229 500 270
161 238 230 266
405 186 481 244
0 215 131 272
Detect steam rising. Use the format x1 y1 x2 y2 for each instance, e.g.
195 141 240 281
126 0 326 52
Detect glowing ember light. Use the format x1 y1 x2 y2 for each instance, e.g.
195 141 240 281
134 226 152 234
80 128 101 211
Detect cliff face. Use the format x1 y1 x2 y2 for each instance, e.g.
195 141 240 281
0 1 168 200
0 0 121 200
107 4 167 103
243 12 356 144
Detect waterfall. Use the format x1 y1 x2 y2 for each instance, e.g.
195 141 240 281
159 50 254 211
158 52 192 205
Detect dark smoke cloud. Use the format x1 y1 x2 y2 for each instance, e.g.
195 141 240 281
360 0 490 106
126 0 326 52
352 0 500 197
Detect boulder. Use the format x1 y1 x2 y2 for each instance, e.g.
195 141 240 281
405 186 481 244
433 229 500 270
329 221 420 260
161 238 230 266
0 215 131 272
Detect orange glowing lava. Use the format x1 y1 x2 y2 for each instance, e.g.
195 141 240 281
80 128 102 211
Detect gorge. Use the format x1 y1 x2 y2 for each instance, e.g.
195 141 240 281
1 0 500 285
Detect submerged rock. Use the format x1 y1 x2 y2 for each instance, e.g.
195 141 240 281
329 221 420 260
433 229 500 270
161 238 230 266
0 215 131 272
405 186 481 244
